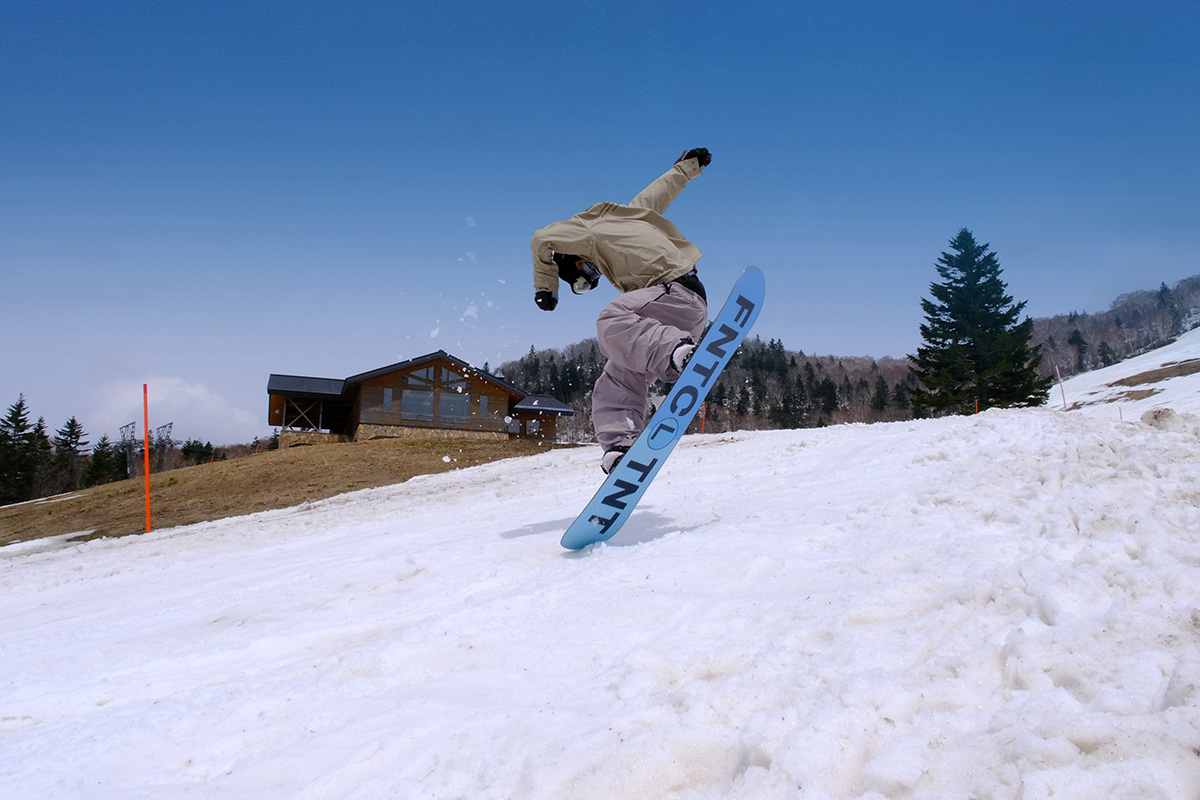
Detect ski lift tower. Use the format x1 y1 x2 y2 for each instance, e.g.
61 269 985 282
154 422 174 472
118 421 138 477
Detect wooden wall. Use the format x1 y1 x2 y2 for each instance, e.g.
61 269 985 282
355 359 515 435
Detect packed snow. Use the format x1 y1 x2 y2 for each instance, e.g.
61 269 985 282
4 345 1200 798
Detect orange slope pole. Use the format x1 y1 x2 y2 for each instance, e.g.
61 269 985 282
143 384 152 533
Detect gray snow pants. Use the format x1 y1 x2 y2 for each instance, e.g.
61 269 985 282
593 281 708 451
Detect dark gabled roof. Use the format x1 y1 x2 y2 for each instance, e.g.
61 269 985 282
266 374 347 398
343 350 526 397
268 350 529 401
513 395 575 416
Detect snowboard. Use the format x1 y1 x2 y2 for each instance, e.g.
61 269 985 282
561 266 765 549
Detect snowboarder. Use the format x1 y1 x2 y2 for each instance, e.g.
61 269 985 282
531 148 712 472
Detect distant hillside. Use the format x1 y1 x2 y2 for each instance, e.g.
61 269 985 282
499 336 917 440
499 273 1200 437
1054 324 1200 420
1032 274 1200 380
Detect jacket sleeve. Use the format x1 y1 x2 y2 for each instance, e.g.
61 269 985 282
628 158 702 215
531 219 589 294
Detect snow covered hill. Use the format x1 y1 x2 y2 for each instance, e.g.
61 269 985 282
4 344 1200 798
1053 324 1200 420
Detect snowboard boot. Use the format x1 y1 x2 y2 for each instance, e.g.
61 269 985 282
601 445 630 474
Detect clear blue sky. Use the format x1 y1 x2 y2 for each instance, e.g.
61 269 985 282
3 0 1197 444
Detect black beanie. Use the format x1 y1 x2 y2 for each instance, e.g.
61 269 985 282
552 252 581 284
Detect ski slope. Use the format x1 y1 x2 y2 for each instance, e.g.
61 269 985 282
1052 325 1200 420
4 350 1200 798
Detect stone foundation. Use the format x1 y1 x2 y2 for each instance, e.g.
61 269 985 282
279 430 349 448
353 424 510 442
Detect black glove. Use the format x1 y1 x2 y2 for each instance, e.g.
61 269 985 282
535 290 558 311
676 148 712 168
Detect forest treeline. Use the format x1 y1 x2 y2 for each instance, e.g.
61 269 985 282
499 337 918 442
496 335 916 441
0 394 277 506
6 274 1198 505
1032 276 1200 378
499 273 1200 441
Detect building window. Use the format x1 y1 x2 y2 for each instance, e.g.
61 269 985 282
395 365 486 426
404 367 435 388
442 369 470 394
382 387 393 413
440 392 470 424
438 367 472 425
401 390 433 421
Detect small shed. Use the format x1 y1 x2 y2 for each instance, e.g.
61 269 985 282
268 351 573 446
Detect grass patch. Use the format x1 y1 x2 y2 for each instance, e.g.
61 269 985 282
0 438 566 548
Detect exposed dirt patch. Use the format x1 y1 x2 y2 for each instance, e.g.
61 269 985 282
1066 388 1162 412
1109 358 1200 387
0 438 567 548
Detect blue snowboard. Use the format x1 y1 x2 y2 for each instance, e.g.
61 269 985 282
561 266 765 549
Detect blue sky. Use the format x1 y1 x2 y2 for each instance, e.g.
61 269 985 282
3 0 1197 444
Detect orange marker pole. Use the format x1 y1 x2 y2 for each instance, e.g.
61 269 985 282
143 384 152 533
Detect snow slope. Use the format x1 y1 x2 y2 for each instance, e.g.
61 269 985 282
4 364 1200 797
1053 325 1200 419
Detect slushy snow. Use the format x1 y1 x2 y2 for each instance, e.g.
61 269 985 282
3 341 1200 798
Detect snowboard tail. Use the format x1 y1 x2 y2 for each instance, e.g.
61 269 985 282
561 266 765 549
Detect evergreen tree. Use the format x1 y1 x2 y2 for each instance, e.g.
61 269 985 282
1157 281 1183 332
710 382 728 408
802 362 817 394
0 395 37 504
910 229 1051 414
53 417 89 492
31 418 56 497
765 338 788 377
815 377 838 415
181 439 224 465
751 374 767 417
1067 329 1089 373
840 376 855 409
870 376 890 412
85 435 127 487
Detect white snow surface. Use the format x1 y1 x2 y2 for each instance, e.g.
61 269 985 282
5 349 1200 798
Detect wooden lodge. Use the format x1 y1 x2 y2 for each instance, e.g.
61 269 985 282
267 351 573 446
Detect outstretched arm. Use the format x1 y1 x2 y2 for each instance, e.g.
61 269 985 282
628 149 710 214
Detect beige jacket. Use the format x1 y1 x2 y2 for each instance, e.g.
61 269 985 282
531 157 704 294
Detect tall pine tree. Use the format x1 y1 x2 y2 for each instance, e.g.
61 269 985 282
0 395 38 504
53 417 90 492
910 229 1050 415
30 417 55 497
